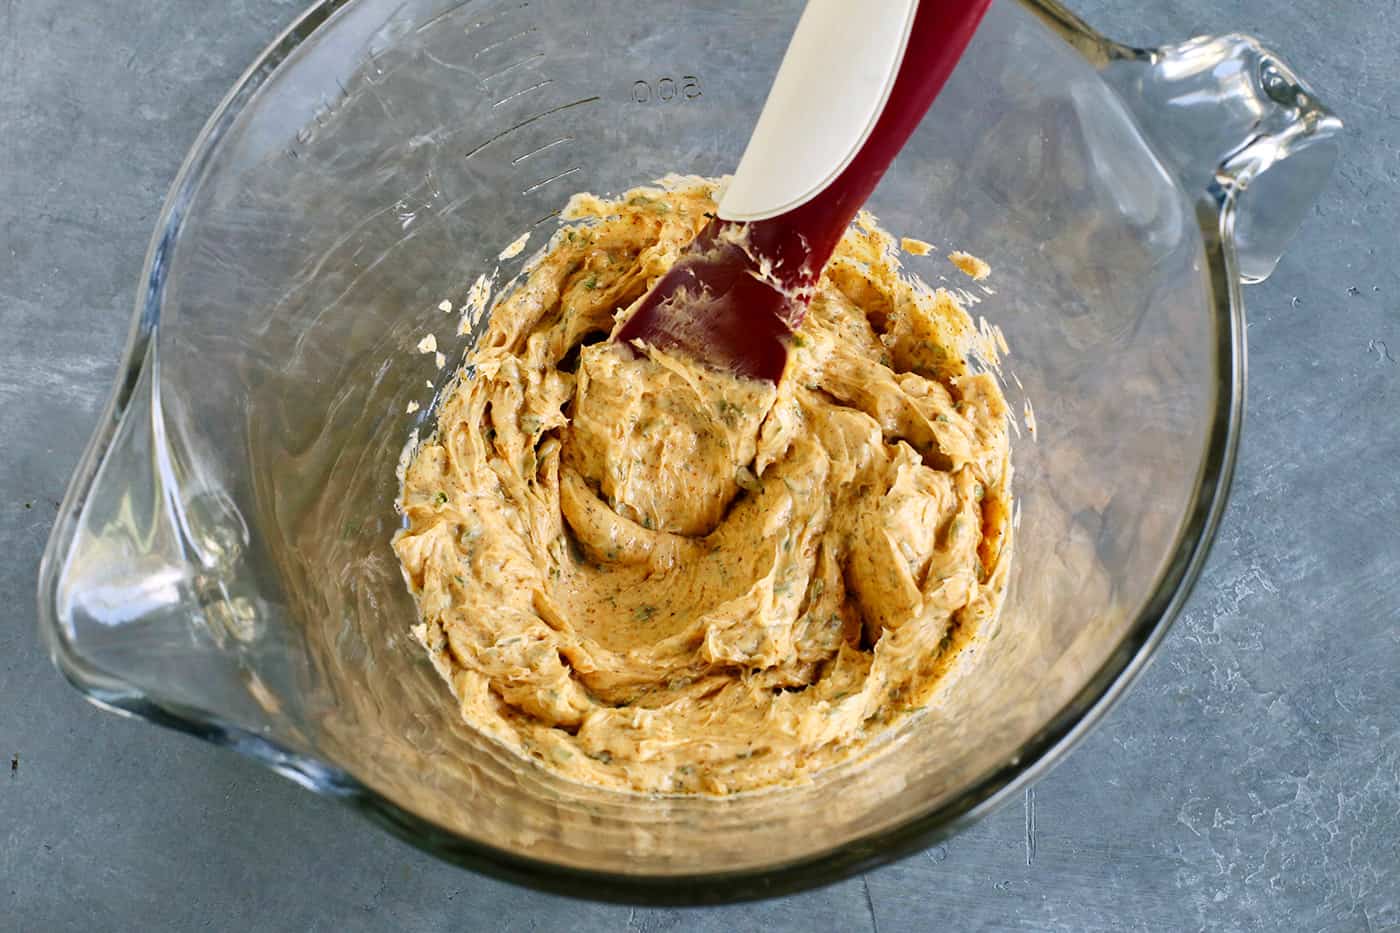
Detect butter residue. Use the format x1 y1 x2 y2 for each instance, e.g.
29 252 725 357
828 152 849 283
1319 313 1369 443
949 251 991 281
498 232 530 260
458 272 494 336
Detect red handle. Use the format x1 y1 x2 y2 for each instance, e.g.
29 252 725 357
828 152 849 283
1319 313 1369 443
734 0 993 299
615 0 991 382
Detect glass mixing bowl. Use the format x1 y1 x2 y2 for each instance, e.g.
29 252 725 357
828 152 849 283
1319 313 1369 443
38 0 1339 903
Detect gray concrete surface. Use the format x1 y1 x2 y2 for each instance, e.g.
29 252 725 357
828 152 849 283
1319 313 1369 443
2 0 1396 930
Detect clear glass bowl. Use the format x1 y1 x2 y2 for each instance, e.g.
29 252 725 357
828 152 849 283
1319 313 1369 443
38 0 1339 903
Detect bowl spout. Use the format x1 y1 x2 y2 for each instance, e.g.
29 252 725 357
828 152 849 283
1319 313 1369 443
38 338 312 756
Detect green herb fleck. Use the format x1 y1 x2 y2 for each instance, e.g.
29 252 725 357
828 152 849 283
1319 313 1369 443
583 275 599 290
628 194 669 213
715 398 744 425
433 490 448 507
973 483 985 501
935 413 950 423
633 605 657 622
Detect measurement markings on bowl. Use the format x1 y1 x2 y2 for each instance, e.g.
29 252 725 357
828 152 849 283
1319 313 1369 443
459 1 532 37
473 27 540 59
463 96 599 160
512 136 574 164
492 79 554 108
418 0 531 36
422 49 477 75
415 0 477 34
521 167 581 196
631 74 703 104
480 52 545 83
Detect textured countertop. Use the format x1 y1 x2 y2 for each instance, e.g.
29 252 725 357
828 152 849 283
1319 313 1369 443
2 1 1396 930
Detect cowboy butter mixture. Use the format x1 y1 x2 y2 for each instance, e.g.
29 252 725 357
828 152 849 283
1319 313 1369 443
394 178 1012 794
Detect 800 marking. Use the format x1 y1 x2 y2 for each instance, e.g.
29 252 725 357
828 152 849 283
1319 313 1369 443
632 75 702 103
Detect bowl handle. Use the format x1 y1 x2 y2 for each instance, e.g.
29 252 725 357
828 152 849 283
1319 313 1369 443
1026 2 1342 283
1102 34 1341 284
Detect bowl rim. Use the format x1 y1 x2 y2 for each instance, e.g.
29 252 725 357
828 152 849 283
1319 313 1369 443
37 0 1245 905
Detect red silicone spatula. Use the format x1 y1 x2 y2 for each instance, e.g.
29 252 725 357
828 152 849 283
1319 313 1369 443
614 0 992 382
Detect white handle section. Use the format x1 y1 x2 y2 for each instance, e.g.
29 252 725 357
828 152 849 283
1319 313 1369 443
717 0 918 222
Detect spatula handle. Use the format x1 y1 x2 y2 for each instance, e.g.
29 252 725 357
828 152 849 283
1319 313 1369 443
718 0 920 223
718 0 993 288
